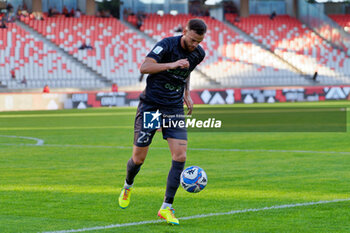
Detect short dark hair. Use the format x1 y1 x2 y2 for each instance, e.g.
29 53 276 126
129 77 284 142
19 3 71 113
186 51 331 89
187 18 207 35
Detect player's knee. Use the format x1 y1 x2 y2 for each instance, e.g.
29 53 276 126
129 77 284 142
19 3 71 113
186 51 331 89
133 157 145 165
132 152 147 164
172 152 186 162
132 145 148 164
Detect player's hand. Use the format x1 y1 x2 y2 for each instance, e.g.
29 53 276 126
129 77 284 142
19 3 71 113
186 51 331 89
184 92 193 115
171 58 189 69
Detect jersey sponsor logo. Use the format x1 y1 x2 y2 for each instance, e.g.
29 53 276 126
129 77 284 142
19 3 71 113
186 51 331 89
165 83 182 92
152 46 163 54
167 68 190 78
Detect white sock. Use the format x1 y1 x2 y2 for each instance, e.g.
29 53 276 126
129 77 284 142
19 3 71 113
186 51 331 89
161 202 172 209
124 180 133 189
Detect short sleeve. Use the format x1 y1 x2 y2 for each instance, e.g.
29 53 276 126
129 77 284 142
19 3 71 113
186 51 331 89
146 39 168 62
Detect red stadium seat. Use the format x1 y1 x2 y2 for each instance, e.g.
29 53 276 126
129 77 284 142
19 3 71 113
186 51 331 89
140 14 301 86
226 14 350 82
21 15 150 85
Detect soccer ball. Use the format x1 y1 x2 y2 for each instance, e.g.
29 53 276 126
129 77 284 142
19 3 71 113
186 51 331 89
180 166 207 193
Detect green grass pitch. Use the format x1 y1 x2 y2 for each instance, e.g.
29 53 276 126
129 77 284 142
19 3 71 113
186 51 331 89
0 101 349 233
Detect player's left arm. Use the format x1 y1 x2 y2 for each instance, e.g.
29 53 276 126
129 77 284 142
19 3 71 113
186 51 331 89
184 75 193 115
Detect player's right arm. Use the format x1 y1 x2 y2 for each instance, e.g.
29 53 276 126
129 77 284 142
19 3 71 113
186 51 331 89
140 57 189 74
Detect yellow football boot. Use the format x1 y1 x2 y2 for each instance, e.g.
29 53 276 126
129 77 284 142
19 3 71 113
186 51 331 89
118 187 132 209
157 207 179 225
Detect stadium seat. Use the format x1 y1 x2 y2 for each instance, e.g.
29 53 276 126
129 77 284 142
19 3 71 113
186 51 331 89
329 14 350 33
227 14 350 84
21 15 153 87
0 21 95 89
140 14 305 86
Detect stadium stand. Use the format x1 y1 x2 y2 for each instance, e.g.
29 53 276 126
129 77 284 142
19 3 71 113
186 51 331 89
0 21 98 89
7 12 350 89
329 14 350 33
138 14 308 87
21 15 154 87
226 14 350 84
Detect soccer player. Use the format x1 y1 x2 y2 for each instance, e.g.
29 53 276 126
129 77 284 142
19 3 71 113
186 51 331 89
118 18 207 225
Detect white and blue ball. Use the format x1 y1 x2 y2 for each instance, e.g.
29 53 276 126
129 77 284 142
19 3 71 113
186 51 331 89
180 166 207 193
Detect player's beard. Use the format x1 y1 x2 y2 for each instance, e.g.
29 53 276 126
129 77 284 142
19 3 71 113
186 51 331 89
184 39 195 52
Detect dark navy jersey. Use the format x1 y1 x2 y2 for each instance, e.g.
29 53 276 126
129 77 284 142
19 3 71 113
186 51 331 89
140 35 205 108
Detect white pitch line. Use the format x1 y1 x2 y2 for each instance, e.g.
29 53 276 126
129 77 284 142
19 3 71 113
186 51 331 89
0 135 44 146
41 198 350 233
1 142 350 155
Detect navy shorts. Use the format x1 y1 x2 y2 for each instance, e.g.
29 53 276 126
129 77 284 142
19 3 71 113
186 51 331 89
134 101 187 147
